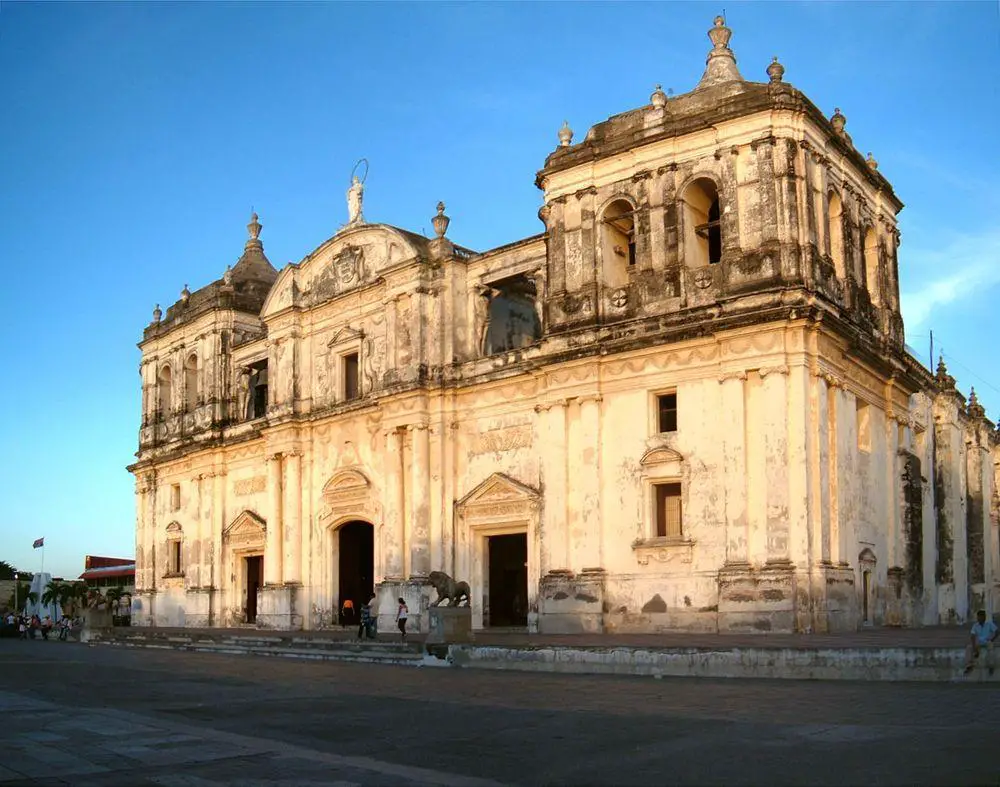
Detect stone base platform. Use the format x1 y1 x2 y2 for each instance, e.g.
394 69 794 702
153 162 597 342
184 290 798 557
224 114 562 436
82 625 997 683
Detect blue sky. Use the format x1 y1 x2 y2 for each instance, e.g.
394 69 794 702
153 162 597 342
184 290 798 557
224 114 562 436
1 2 997 579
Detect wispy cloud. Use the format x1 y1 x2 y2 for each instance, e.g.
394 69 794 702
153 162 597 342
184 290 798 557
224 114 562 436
900 227 1000 329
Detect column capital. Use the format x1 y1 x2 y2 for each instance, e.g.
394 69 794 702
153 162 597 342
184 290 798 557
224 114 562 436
718 370 748 383
534 399 569 413
759 364 790 379
578 394 603 406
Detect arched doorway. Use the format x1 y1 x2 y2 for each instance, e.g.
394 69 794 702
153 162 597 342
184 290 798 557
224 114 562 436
337 520 374 624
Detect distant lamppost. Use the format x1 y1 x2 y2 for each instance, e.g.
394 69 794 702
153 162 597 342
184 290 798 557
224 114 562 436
14 572 18 614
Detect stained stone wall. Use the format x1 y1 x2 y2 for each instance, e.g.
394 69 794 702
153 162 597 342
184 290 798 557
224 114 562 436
129 18 998 634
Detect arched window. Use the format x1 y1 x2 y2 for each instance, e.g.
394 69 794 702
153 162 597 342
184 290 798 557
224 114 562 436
827 190 845 278
484 275 541 355
157 365 173 416
864 227 880 305
600 199 636 288
682 178 721 267
184 353 199 410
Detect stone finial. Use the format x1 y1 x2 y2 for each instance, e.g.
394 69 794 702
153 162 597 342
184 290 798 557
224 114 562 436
538 203 551 226
968 388 986 420
936 355 955 387
180 284 191 304
651 84 667 109
245 211 264 251
696 15 743 89
431 201 450 239
152 304 162 323
831 107 846 135
708 15 732 49
558 120 573 148
866 152 879 170
223 265 233 286
767 56 785 84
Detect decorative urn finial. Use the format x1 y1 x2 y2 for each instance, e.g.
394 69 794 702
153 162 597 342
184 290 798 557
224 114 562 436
708 15 732 52
831 107 846 135
223 265 233 286
152 304 162 323
866 152 878 170
558 120 573 148
767 56 785 84
180 283 190 305
245 211 263 251
431 201 450 239
651 84 667 109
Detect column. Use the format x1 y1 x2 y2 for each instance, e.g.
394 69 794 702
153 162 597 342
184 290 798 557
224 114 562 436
719 372 748 563
383 429 405 580
283 451 302 584
576 395 602 569
745 371 768 565
408 423 431 578
428 422 444 575
885 412 900 570
813 375 832 564
210 470 225 622
787 364 812 567
827 381 843 565
761 365 790 562
264 453 283 585
537 401 568 573
192 474 204 588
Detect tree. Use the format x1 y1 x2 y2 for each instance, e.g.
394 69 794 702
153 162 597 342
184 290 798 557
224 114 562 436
4 581 31 612
0 560 16 580
41 580 60 608
57 582 86 619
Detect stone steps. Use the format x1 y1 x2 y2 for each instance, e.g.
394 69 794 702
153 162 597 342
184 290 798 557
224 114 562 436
84 629 999 682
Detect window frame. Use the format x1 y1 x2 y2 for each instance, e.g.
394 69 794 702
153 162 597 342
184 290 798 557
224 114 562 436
342 351 361 402
652 481 683 539
655 391 678 434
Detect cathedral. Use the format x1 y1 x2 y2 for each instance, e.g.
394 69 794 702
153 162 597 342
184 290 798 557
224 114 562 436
129 17 1000 635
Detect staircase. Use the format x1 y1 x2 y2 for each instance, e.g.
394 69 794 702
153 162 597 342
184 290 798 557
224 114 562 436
86 628 426 666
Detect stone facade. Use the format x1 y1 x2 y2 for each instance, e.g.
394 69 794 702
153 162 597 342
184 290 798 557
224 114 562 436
128 18 1000 634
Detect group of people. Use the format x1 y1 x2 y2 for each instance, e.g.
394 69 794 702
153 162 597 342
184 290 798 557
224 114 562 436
3 612 77 641
341 595 409 641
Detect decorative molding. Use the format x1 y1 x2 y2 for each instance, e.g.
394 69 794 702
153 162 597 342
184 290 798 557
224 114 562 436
165 521 183 534
233 476 266 496
223 510 266 549
631 538 694 566
457 472 540 526
640 447 684 466
471 425 533 456
718 370 748 383
759 364 790 378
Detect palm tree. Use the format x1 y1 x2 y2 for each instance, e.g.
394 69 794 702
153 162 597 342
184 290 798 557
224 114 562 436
0 560 16 580
57 582 85 619
41 580 60 608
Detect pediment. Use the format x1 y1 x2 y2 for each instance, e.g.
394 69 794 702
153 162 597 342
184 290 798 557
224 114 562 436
224 510 266 540
640 447 684 466
165 521 183 533
458 473 539 508
322 468 370 500
329 325 363 347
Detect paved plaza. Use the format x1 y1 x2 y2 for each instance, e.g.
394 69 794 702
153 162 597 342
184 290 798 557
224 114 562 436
1 640 998 786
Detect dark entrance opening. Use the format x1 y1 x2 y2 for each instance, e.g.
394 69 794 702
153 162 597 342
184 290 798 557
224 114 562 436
244 555 263 624
338 521 374 625
487 533 528 627
862 569 872 624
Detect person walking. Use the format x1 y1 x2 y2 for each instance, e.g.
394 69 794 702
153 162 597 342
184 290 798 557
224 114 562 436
396 597 409 640
358 593 378 640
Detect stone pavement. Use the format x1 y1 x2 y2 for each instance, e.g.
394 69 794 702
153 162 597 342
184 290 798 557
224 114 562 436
1 640 999 786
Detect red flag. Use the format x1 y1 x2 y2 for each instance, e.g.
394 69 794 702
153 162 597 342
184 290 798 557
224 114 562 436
32 537 44 549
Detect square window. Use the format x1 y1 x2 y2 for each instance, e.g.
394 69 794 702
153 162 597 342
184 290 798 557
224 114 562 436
654 482 683 538
170 484 181 511
343 352 360 401
657 393 677 433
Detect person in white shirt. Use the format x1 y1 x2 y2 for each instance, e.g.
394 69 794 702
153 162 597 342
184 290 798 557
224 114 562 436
964 609 998 675
396 597 409 640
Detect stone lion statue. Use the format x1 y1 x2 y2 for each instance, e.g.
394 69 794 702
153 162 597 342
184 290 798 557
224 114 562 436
428 571 470 607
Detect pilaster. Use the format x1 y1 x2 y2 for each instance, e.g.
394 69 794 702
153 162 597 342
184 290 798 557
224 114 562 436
408 423 431 578
264 453 283 586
